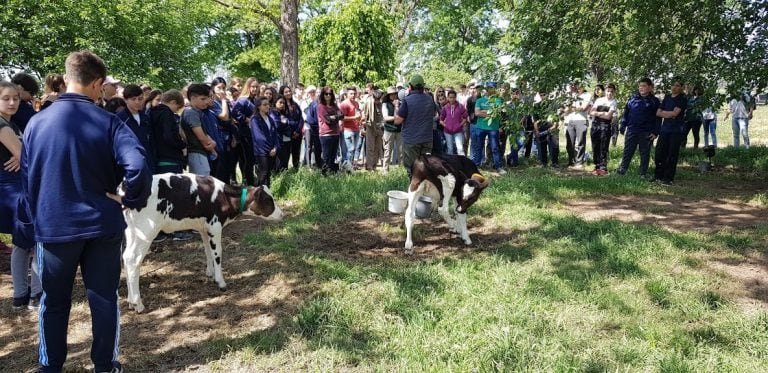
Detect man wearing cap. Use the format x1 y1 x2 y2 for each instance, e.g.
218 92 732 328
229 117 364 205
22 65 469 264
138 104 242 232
394 74 436 177
472 81 506 175
98 75 120 107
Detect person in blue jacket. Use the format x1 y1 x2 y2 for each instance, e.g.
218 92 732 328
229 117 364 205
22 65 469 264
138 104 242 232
617 77 661 177
117 84 155 173
653 78 688 185
22 51 152 373
251 96 281 187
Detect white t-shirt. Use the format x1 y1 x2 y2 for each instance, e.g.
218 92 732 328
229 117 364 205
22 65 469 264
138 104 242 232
565 92 593 123
591 96 618 119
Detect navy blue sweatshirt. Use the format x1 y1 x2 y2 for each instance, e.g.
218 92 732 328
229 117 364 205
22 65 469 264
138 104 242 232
620 93 661 135
658 94 688 133
22 93 152 243
250 113 281 156
117 108 155 172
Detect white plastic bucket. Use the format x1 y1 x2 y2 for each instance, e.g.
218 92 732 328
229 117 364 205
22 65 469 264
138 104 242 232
415 196 432 218
387 190 408 214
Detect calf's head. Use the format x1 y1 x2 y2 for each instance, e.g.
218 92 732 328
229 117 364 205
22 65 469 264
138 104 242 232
243 185 284 221
457 173 489 214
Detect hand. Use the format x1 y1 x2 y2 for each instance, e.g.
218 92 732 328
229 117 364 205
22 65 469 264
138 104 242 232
269 148 277 157
3 157 20 172
204 139 216 152
106 192 125 209
182 148 188 157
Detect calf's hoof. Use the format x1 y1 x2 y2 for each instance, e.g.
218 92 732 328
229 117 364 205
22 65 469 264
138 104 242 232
463 239 472 246
219 285 227 292
128 302 145 313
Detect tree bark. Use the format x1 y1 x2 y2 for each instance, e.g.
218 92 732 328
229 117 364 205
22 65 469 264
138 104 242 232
280 0 300 88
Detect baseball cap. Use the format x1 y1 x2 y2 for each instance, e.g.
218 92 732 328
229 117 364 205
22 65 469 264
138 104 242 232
103 76 121 85
409 74 425 87
306 85 317 93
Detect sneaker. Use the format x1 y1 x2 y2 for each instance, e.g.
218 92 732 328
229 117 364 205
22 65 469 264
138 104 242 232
660 180 673 186
152 233 168 243
573 164 584 170
29 294 41 310
598 169 610 176
172 231 196 241
591 169 600 175
496 168 507 175
12 295 29 311
617 168 626 176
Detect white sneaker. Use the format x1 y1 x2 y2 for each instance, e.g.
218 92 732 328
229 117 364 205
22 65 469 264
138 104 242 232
496 168 507 175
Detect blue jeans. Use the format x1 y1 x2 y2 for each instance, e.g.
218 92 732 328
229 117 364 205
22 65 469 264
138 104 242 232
187 152 211 176
443 132 465 156
732 118 749 148
471 127 502 169
703 119 717 147
343 130 361 164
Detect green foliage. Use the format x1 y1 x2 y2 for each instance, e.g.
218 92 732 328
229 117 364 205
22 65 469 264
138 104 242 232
0 0 223 89
417 59 472 89
503 0 768 96
301 0 396 87
397 0 504 82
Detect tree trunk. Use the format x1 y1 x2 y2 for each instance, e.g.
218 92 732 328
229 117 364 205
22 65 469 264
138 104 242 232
280 0 300 88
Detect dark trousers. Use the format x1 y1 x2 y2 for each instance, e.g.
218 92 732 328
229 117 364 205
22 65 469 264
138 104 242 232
682 119 702 149
235 135 255 186
214 147 236 183
288 137 302 169
523 131 534 158
537 132 560 167
37 234 123 373
619 131 653 175
590 124 611 170
277 140 291 172
565 121 588 165
654 132 683 182
432 129 445 156
305 130 322 168
254 154 276 187
320 135 340 175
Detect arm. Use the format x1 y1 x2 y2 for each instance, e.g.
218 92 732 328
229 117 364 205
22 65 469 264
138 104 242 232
394 99 407 125
656 107 682 119
382 103 395 122
111 119 152 209
192 126 215 152
159 111 186 151
0 126 21 172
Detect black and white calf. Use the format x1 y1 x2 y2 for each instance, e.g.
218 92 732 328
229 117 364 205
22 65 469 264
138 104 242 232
404 154 490 254
122 173 283 313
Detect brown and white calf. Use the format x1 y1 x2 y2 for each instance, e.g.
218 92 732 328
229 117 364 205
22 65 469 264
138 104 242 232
404 154 490 254
122 173 283 313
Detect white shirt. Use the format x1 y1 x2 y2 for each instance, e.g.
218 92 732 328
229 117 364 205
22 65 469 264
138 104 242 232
729 99 749 119
565 92 593 123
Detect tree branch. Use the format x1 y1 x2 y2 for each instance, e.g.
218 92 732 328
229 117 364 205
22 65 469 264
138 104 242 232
209 0 279 27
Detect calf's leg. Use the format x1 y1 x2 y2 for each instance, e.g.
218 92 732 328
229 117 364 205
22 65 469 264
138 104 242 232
456 212 472 245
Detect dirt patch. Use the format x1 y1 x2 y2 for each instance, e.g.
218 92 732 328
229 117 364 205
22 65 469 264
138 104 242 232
0 217 312 372
698 251 768 315
564 184 768 314
301 212 517 261
564 194 768 233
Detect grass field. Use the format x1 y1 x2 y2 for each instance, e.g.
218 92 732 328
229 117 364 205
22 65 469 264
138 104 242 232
1 106 767 372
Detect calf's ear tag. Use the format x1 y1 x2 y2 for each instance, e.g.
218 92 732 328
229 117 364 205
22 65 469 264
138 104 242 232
471 173 486 183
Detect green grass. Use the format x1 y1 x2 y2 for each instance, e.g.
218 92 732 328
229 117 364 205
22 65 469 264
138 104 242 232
198 110 768 371
3 108 768 371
